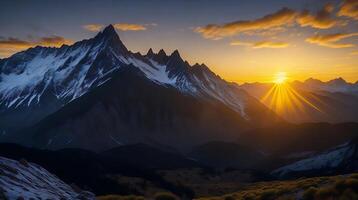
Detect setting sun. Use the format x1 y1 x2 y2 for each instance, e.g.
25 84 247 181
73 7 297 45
274 72 287 84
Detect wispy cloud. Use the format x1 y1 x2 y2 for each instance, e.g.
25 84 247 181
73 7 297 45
253 41 290 49
297 3 340 29
230 40 252 46
195 7 297 40
230 40 290 49
113 23 146 31
338 0 358 20
195 3 346 40
83 24 103 32
306 32 358 48
39 36 73 46
83 23 155 32
0 36 72 58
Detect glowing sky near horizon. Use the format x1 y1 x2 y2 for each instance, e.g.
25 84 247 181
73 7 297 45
0 0 357 83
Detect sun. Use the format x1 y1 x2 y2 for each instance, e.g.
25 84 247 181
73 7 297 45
274 72 287 84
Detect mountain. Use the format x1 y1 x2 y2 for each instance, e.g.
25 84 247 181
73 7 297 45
241 79 358 123
272 137 358 179
0 25 279 151
295 77 358 94
0 156 95 199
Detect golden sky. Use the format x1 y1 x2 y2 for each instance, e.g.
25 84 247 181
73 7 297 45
0 0 357 83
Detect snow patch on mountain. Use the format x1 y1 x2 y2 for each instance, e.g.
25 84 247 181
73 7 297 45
0 156 95 199
272 141 357 177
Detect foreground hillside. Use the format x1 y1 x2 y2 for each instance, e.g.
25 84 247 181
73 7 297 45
96 173 358 200
195 173 358 200
0 156 95 200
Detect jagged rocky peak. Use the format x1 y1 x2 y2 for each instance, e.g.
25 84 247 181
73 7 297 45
158 49 167 56
150 49 168 65
170 49 181 58
94 24 128 53
146 48 155 57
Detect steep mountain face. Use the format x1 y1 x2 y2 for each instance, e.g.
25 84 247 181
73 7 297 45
0 156 95 199
0 25 278 150
272 137 358 179
241 80 358 123
16 66 252 151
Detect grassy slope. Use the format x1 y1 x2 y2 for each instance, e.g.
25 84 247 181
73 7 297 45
195 173 358 200
97 172 358 199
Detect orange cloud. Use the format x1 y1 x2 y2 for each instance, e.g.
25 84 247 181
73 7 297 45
338 0 358 20
306 32 358 48
113 23 147 31
195 3 345 40
39 36 73 47
0 36 72 58
84 23 151 32
230 40 289 49
195 7 297 40
230 40 252 46
297 3 339 29
83 24 103 32
253 41 290 49
350 50 358 55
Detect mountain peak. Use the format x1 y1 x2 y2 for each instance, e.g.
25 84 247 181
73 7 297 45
158 49 167 57
147 48 154 57
170 49 181 58
328 77 347 85
94 24 128 53
103 24 116 33
304 77 323 84
95 24 117 39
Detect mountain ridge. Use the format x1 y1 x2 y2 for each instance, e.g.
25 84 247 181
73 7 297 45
0 24 280 151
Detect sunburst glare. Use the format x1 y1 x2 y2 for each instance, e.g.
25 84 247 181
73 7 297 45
274 72 287 84
261 72 322 117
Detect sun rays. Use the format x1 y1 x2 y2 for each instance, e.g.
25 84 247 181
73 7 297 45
261 73 322 117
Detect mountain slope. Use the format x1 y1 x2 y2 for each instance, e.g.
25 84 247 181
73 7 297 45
272 137 358 179
17 66 252 151
0 156 95 199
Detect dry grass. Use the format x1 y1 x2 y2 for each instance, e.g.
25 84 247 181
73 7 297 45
195 173 358 200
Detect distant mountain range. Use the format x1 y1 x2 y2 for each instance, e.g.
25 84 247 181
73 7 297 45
241 78 358 123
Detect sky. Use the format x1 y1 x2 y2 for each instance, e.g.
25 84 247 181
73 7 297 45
0 0 357 83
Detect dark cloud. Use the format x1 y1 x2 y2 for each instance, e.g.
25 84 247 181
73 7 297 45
338 0 358 20
297 3 340 29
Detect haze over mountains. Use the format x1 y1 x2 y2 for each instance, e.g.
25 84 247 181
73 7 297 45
241 78 358 123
